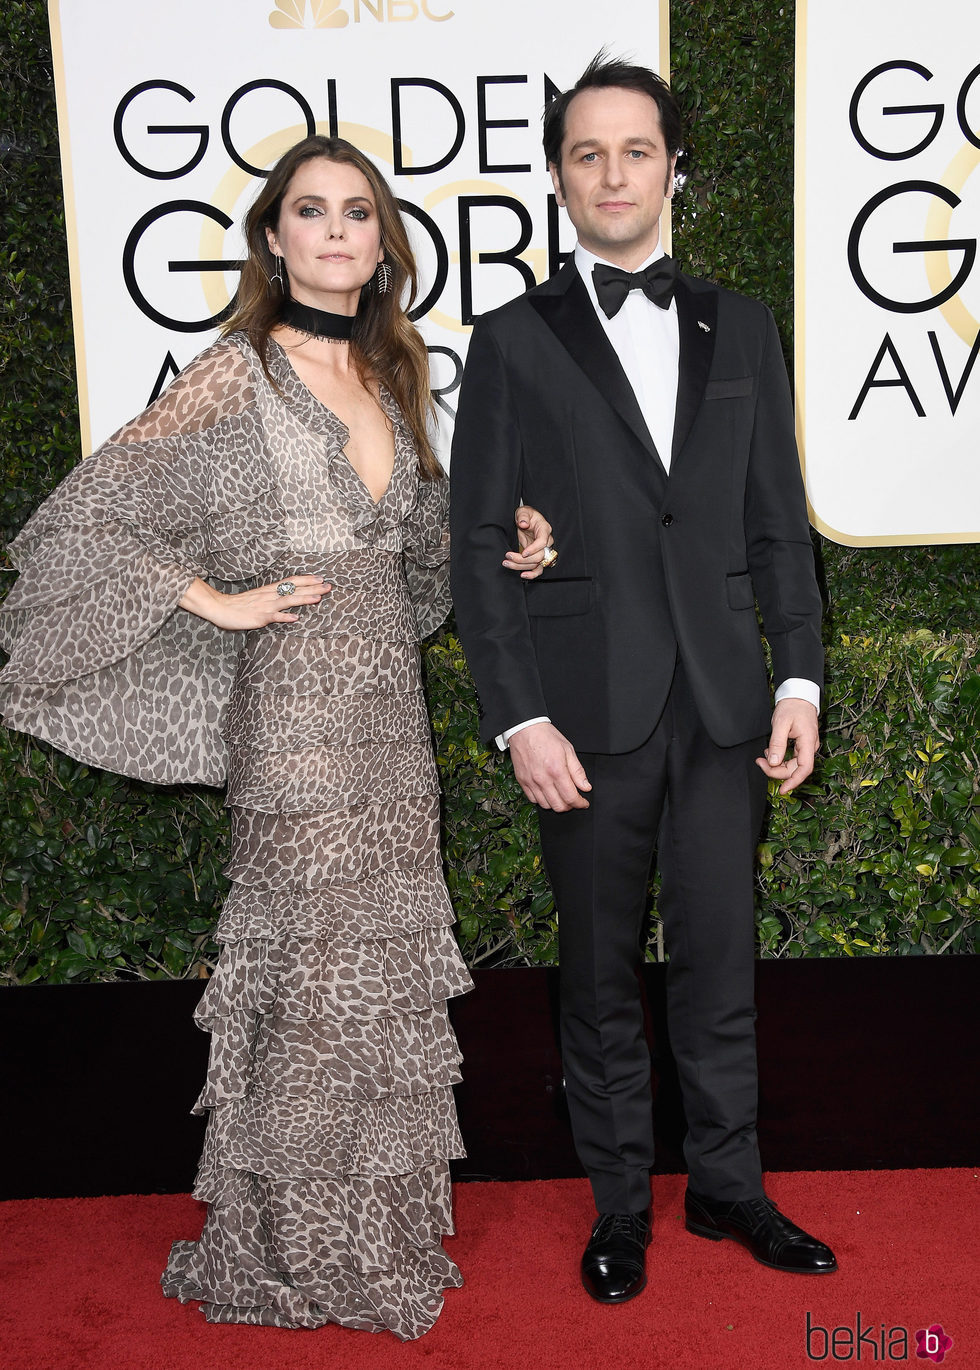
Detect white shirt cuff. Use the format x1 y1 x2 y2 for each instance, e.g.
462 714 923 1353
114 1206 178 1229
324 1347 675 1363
496 716 551 750
774 679 821 710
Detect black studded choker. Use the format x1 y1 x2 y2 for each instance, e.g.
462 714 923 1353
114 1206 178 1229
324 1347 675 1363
280 298 355 342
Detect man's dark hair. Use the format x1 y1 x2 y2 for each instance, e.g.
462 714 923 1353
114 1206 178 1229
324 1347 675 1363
543 52 683 173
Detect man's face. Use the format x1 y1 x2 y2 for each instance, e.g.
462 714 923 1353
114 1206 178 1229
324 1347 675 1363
550 86 676 269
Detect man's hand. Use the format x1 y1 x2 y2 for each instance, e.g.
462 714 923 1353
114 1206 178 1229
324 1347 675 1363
509 721 592 811
502 505 555 579
756 697 820 795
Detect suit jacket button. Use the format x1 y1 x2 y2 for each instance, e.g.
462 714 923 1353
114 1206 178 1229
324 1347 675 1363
661 513 674 526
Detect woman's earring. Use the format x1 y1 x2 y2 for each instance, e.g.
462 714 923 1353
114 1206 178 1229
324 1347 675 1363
375 261 392 296
269 254 284 292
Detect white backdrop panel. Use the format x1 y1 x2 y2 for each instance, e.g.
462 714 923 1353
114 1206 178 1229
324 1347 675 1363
49 0 668 459
797 0 980 544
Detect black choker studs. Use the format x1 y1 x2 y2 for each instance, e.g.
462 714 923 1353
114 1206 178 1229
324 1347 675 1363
281 299 355 342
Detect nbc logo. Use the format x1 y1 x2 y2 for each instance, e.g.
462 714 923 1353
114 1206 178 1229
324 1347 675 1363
268 0 454 27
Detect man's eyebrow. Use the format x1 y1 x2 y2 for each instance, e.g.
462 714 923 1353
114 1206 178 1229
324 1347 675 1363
566 136 658 155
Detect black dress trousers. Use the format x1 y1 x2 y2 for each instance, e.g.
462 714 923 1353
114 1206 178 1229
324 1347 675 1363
537 662 769 1214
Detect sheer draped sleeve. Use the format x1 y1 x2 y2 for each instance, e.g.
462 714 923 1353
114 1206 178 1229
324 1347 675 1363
402 474 450 642
0 337 289 786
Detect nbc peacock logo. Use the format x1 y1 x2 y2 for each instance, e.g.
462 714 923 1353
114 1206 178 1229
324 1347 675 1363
267 0 455 27
269 0 349 26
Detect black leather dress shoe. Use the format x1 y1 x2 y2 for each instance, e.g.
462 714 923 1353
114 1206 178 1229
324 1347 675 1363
685 1191 837 1274
581 1210 652 1303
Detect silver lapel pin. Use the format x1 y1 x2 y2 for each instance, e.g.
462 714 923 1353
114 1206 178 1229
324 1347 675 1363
697 320 711 333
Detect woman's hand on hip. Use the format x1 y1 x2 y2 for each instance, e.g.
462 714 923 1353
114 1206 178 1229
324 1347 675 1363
179 575 331 630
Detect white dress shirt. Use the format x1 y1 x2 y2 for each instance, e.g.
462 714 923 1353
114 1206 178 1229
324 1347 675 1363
576 242 680 471
498 243 819 748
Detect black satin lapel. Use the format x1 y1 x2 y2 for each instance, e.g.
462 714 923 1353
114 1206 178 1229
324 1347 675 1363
672 281 718 464
529 275 663 466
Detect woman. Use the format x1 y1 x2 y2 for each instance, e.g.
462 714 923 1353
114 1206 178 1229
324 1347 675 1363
0 135 551 1339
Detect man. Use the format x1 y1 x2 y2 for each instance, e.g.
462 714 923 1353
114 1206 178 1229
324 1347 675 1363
449 56 836 1302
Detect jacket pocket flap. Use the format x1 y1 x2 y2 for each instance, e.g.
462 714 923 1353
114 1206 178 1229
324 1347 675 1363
705 376 754 400
726 572 756 610
524 578 593 617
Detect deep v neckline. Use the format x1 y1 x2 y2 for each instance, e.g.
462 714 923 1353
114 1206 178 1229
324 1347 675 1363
343 429 396 509
269 337 398 508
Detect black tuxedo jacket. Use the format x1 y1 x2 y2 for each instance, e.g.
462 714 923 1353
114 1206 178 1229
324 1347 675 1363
449 259 823 754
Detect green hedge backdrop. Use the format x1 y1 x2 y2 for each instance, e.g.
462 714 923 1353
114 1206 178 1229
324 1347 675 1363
2 0 978 983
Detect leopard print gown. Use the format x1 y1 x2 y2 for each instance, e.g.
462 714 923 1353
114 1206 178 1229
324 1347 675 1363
0 334 472 1340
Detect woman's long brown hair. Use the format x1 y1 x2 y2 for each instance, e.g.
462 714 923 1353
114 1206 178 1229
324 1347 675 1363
222 135 441 480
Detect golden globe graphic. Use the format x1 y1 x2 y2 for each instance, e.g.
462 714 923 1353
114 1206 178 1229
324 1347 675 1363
47 0 665 459
797 0 980 544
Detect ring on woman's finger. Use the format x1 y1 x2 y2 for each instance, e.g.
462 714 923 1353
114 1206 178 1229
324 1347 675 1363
276 581 297 597
540 546 558 568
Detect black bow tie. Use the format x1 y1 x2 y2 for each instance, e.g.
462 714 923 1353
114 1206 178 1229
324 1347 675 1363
592 257 678 318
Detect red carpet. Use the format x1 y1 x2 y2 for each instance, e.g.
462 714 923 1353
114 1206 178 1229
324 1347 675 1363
1 1171 975 1370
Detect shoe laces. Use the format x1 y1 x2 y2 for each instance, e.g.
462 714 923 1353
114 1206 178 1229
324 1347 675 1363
593 1212 647 1242
741 1196 781 1232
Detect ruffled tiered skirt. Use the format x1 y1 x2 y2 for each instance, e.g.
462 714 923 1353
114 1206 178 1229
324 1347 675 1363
162 551 472 1340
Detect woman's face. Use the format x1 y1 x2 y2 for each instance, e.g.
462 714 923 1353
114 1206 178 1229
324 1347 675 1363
266 156 384 313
